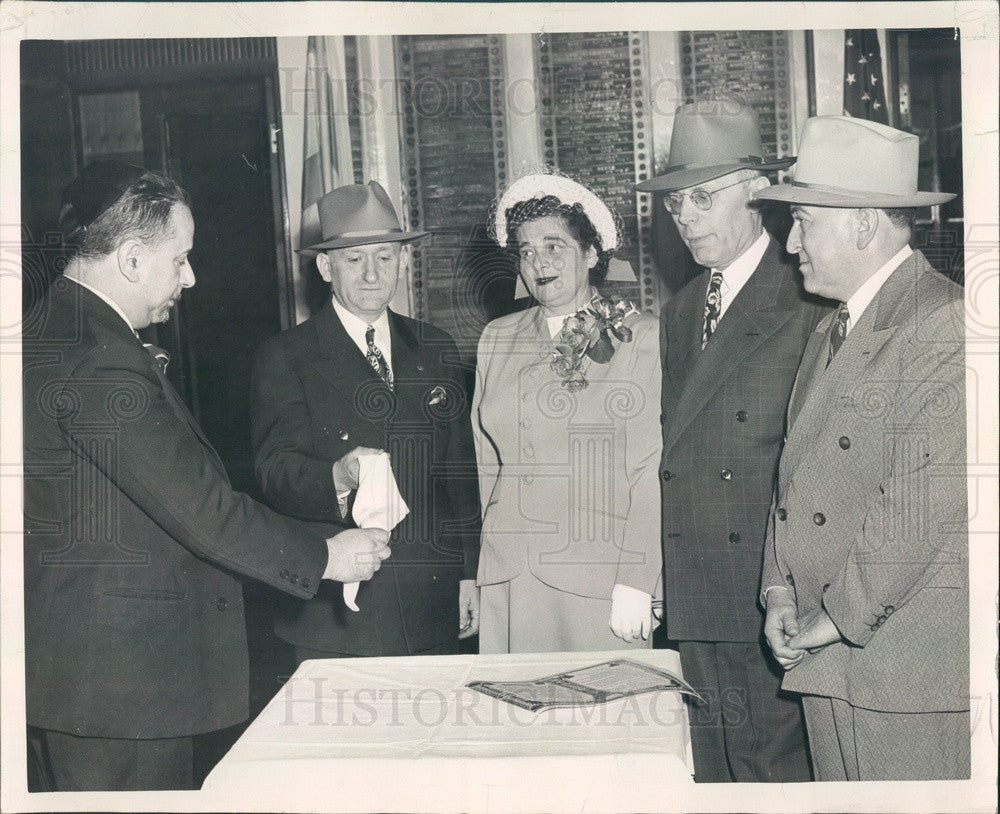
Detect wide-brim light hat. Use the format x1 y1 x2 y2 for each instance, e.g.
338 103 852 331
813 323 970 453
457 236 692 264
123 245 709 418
298 180 429 254
635 99 794 192
754 116 956 208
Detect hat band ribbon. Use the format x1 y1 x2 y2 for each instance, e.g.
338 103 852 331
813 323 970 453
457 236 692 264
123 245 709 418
789 180 916 199
664 155 766 172
325 227 406 240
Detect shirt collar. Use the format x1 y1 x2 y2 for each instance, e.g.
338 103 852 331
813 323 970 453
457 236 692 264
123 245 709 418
845 245 913 331
62 274 138 336
331 298 392 357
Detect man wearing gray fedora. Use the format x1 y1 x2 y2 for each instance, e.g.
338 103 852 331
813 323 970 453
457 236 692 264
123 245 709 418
250 181 481 662
756 116 968 780
636 99 827 782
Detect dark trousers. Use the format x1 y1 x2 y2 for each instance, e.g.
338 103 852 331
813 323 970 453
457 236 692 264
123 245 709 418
679 640 812 783
27 726 195 791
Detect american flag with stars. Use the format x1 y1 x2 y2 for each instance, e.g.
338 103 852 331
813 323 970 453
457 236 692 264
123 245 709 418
844 30 890 124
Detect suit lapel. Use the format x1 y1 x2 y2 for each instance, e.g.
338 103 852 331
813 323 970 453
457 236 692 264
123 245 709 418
781 256 919 476
663 242 797 454
310 301 390 404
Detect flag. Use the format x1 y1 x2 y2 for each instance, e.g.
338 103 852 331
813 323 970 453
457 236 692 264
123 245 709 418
844 30 889 124
300 36 353 249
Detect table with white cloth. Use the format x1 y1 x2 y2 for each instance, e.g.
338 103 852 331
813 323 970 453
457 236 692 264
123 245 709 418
202 649 694 812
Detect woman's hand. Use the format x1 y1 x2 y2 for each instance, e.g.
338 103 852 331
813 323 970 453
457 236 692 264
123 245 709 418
609 583 653 642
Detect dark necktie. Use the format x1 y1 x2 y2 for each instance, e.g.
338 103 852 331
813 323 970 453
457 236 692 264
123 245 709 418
365 325 393 388
827 303 850 367
143 342 171 374
702 270 724 349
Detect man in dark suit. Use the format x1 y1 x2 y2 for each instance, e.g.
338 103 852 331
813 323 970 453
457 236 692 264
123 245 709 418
250 181 481 662
758 116 968 781
22 162 390 791
636 100 828 782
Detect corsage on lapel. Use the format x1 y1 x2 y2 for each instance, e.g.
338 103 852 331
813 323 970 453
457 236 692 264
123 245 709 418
427 385 448 406
551 295 639 391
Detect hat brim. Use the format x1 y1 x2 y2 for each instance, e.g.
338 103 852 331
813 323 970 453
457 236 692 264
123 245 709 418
754 184 956 208
635 158 795 192
297 230 430 255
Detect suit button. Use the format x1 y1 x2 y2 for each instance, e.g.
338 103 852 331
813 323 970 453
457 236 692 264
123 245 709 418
660 470 673 482
290 573 299 584
813 512 826 525
736 410 747 422
777 508 787 521
216 598 228 611
720 469 733 481
280 569 290 579
869 623 879 631
339 430 349 441
838 436 851 449
877 614 887 623
884 605 894 614
728 531 740 544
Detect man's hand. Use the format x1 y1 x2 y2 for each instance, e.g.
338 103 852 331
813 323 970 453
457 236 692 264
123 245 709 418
322 528 390 583
458 579 480 639
332 446 385 493
609 583 653 642
763 586 806 670
788 606 842 653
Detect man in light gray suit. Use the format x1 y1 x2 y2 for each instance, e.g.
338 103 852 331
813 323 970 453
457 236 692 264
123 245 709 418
757 116 968 780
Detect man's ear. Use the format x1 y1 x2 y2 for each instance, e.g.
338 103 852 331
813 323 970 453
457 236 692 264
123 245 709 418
117 240 142 283
855 208 879 250
749 175 771 194
397 244 410 278
315 252 333 283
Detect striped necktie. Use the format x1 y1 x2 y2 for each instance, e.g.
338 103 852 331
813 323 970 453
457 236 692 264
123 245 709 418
365 325 393 388
827 303 850 367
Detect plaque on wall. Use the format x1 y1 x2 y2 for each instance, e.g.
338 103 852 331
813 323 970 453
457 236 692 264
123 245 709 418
536 32 658 312
396 34 508 358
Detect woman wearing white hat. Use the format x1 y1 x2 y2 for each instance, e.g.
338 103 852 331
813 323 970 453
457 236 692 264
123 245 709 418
472 172 662 653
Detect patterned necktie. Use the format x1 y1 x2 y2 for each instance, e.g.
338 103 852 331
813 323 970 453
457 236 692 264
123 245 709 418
701 270 725 349
365 325 393 388
143 342 171 374
827 303 850 367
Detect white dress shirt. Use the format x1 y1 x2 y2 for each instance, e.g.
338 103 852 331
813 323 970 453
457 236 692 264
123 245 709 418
843 245 913 335
331 298 393 374
709 228 770 322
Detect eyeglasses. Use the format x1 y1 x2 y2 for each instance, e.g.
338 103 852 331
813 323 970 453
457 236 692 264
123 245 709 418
664 177 748 215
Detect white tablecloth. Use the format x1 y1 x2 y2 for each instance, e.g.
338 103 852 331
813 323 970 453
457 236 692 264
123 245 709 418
202 649 694 812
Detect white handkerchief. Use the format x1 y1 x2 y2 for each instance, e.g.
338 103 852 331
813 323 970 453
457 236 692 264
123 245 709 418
343 452 409 612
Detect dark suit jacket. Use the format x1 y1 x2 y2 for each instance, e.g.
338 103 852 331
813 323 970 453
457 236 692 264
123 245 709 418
22 278 328 739
763 250 967 713
660 236 830 642
250 302 481 656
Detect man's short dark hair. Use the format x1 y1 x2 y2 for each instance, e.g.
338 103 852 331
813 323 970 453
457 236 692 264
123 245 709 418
882 207 922 231
61 168 191 261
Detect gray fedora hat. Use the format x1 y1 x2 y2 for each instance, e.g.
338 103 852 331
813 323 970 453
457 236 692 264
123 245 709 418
299 181 429 254
635 99 794 192
754 116 956 208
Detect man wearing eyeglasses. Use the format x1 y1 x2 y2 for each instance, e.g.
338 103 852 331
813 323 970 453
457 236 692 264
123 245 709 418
635 99 830 783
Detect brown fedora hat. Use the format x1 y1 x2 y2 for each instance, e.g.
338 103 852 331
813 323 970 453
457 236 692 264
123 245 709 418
754 116 956 208
299 181 429 254
635 99 794 193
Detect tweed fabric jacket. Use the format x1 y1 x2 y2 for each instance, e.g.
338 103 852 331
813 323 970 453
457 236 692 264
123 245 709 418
251 302 481 656
660 236 829 642
473 304 662 599
23 279 328 739
762 250 968 713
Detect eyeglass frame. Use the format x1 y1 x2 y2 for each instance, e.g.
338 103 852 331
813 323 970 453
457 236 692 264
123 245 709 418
663 176 751 215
